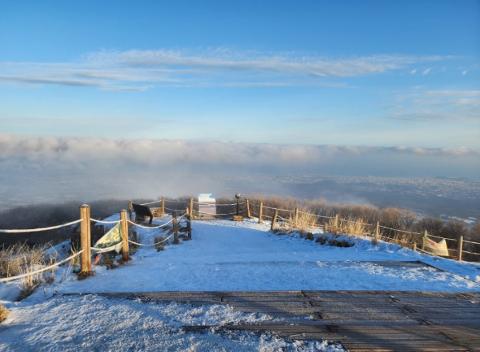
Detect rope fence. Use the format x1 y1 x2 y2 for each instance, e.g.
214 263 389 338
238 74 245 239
0 250 83 283
246 199 480 263
0 219 82 234
1 196 479 286
91 218 121 225
128 233 174 247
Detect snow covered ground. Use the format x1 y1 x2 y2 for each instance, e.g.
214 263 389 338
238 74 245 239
1 293 344 352
1 216 479 351
56 217 480 293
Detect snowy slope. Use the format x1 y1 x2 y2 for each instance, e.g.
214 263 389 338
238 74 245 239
1 216 480 351
52 217 480 293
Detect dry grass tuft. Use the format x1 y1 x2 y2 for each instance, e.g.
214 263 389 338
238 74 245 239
391 232 418 247
338 218 369 236
0 243 67 300
290 210 317 233
0 303 9 323
0 243 46 278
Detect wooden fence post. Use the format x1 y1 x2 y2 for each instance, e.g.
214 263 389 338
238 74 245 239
457 235 463 261
294 207 299 227
258 201 263 223
271 209 278 231
173 212 179 244
375 221 380 242
161 198 165 216
422 230 428 250
189 198 194 220
187 208 192 240
413 242 417 251
334 214 339 233
246 199 251 218
120 209 129 262
79 204 92 276
128 201 133 219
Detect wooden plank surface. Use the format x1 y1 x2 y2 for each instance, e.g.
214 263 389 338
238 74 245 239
86 290 480 351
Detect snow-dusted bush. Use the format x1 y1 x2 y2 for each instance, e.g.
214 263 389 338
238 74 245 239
0 303 8 323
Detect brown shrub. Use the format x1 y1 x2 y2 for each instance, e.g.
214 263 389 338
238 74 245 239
338 218 369 236
0 304 9 323
289 210 317 233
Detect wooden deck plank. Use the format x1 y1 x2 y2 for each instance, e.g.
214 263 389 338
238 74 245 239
82 290 480 351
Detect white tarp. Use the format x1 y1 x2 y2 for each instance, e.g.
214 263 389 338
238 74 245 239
94 223 123 253
423 236 450 257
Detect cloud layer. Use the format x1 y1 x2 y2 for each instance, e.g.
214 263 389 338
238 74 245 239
1 134 478 165
0 49 449 90
1 134 478 206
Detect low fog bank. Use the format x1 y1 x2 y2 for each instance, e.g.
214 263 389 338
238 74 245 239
1 135 479 218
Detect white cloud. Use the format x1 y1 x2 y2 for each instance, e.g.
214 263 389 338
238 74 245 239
0 49 450 90
422 67 431 75
0 134 477 164
390 89 480 121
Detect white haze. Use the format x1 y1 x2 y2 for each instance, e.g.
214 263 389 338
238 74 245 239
0 134 479 208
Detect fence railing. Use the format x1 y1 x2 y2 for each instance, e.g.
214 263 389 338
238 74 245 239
246 199 480 263
1 196 479 284
0 203 192 282
133 197 479 263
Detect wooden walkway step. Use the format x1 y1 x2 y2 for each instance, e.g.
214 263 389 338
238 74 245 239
74 290 480 351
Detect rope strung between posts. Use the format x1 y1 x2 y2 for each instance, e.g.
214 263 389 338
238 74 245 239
128 233 174 247
464 239 480 246
192 201 244 206
339 218 373 227
164 199 187 204
297 210 334 219
378 225 421 235
139 200 159 206
262 205 291 212
276 214 290 222
461 250 480 256
127 213 187 229
196 210 238 216
0 219 82 234
127 217 175 229
0 250 84 283
91 218 121 224
426 234 457 242
164 206 185 212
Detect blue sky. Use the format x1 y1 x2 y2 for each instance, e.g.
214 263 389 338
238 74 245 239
0 0 479 148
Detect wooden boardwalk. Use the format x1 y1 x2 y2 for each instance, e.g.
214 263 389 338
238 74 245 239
97 290 480 351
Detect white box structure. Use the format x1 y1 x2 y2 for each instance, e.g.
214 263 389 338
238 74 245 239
198 193 216 216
